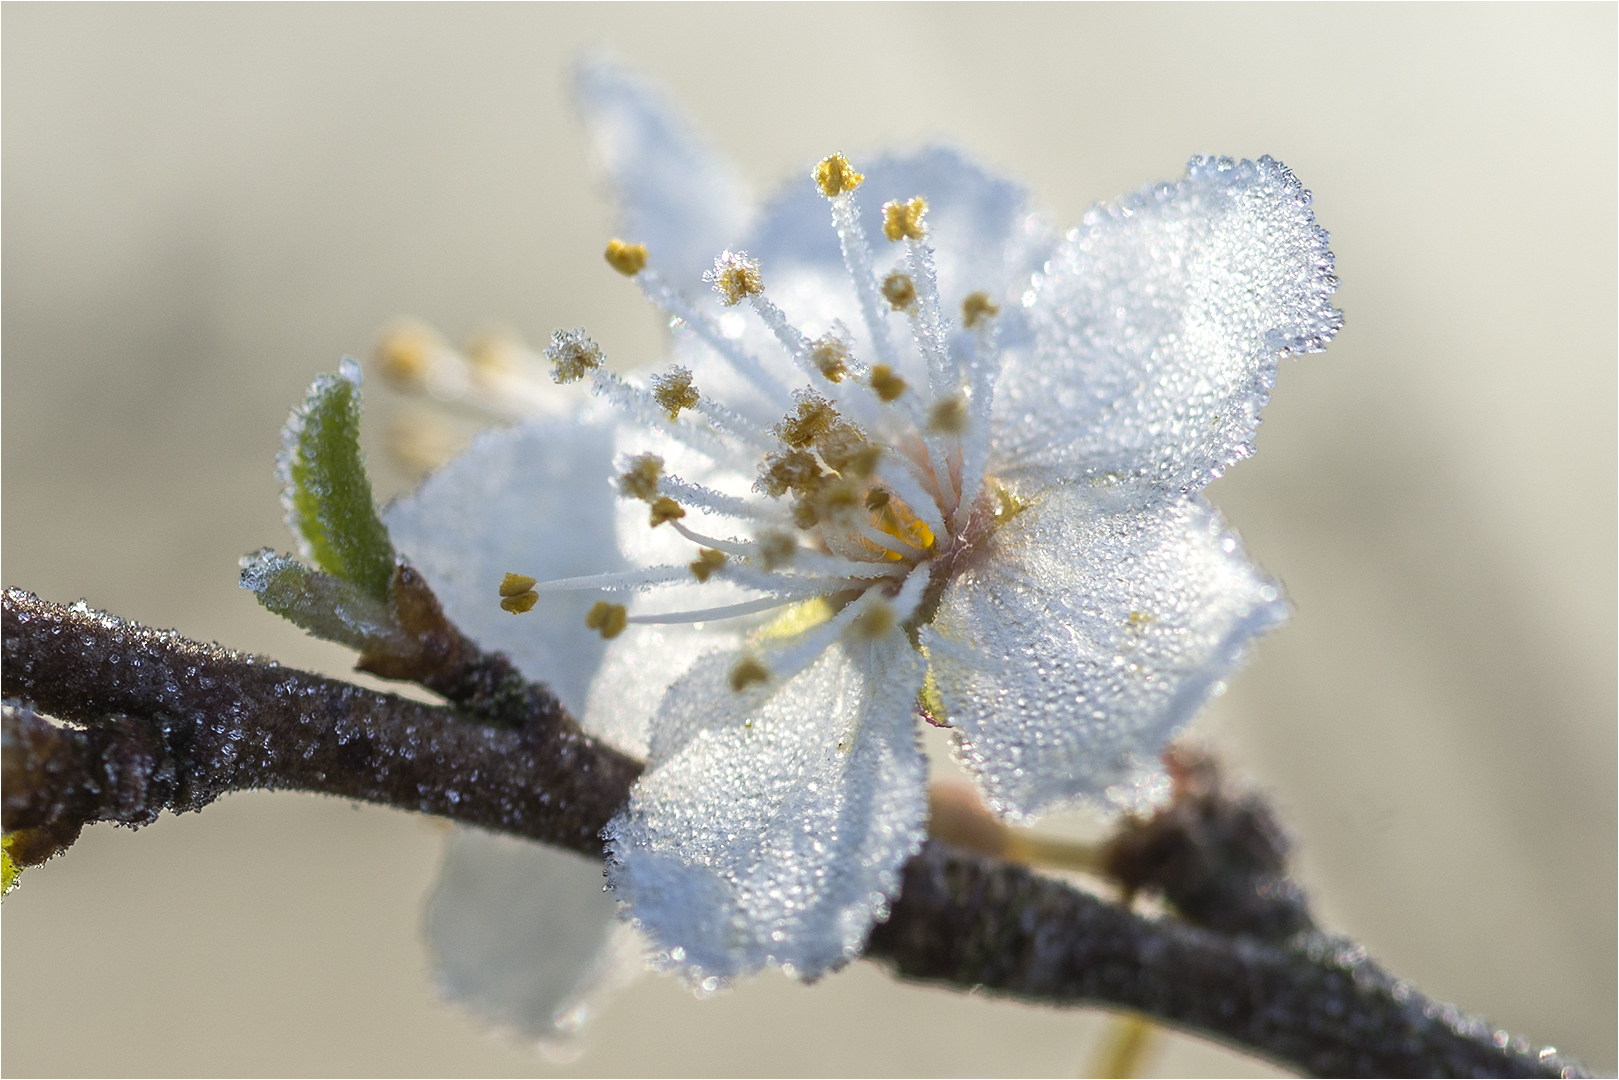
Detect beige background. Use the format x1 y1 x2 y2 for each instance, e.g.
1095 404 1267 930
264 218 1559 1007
3 4 1614 1076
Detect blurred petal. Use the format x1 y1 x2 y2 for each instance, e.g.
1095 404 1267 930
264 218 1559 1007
994 155 1341 494
606 635 928 983
573 54 754 295
425 828 635 1046
922 482 1287 820
383 415 625 717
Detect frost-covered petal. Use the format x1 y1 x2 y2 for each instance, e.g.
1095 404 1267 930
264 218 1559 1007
605 636 927 983
994 155 1341 495
922 482 1287 820
574 55 755 296
425 828 639 1045
383 415 624 716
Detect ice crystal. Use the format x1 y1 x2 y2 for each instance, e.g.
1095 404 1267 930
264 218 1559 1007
382 54 1340 1010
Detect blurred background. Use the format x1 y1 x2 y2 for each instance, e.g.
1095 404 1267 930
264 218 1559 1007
3 5 1613 1076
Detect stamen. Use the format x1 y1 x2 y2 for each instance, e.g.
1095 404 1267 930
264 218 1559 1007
754 530 797 570
881 197 928 242
706 251 764 306
651 366 700 420
532 565 690 593
499 573 538 596
604 238 648 277
816 424 881 478
500 591 539 615
962 292 1000 328
546 328 605 384
826 188 900 369
649 497 686 527
671 520 754 556
810 334 849 382
875 460 949 539
775 393 840 449
637 269 792 405
864 489 890 512
585 601 628 639
631 595 797 627
927 395 968 435
757 449 823 498
812 153 864 198
849 600 896 640
689 548 728 583
855 520 924 558
375 320 445 390
729 655 770 691
658 472 781 523
869 364 908 402
881 272 917 311
618 454 664 501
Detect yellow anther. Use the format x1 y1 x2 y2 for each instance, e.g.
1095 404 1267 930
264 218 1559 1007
755 530 797 570
690 548 728 583
868 364 908 402
604 238 648 277
585 600 628 639
652 366 700 420
546 328 604 384
864 488 891 512
649 496 686 527
775 394 839 449
759 449 824 498
962 291 1000 328
708 251 764 306
881 272 917 311
851 600 896 640
729 655 770 692
464 327 523 377
499 572 538 597
813 153 864 198
500 590 539 614
374 320 445 389
882 196 929 242
791 500 819 529
618 454 664 502
809 335 849 382
927 395 969 435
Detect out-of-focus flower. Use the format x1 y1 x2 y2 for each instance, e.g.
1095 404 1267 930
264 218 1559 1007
381 53 1340 1027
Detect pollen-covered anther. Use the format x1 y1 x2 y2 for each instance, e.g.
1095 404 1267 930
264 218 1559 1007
649 496 687 527
500 589 539 614
652 366 700 420
809 335 849 382
729 655 770 692
882 196 928 242
961 291 1000 328
775 394 839 449
927 395 969 435
585 600 628 639
545 328 604 384
864 488 891 512
881 272 917 311
812 153 864 198
690 548 728 583
707 251 764 306
499 572 538 597
604 238 648 277
810 477 862 524
818 425 880 478
374 320 444 389
617 454 664 502
868 364 908 402
850 600 897 640
791 500 819 529
759 449 824 498
755 530 797 570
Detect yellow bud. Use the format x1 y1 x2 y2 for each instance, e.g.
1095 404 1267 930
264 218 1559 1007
604 238 648 277
961 291 1000 328
729 655 770 692
812 153 864 198
690 548 728 583
652 367 700 420
882 196 928 242
499 572 538 597
881 272 917 311
585 600 628 639
649 496 686 527
868 364 908 402
500 591 539 614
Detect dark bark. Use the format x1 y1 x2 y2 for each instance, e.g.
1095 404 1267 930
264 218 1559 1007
0 588 1584 1078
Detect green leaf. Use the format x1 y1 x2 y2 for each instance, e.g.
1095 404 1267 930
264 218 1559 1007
277 359 395 601
238 548 408 654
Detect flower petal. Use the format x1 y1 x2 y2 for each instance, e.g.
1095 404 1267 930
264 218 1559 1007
994 155 1341 494
605 636 927 983
425 827 637 1044
922 482 1287 820
383 415 625 716
573 54 755 296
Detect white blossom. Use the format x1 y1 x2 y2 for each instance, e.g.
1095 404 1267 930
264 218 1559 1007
384 54 1340 1020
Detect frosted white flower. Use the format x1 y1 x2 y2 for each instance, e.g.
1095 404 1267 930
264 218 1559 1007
384 55 1340 1018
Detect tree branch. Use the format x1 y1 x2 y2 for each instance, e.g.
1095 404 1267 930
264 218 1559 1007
0 588 1584 1078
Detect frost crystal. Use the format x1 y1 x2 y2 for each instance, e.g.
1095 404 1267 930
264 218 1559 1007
385 55 1340 1010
